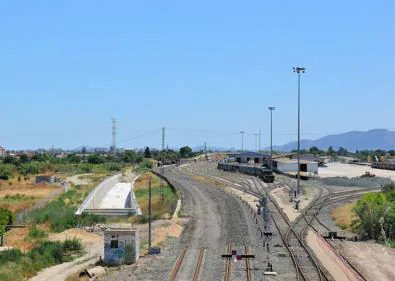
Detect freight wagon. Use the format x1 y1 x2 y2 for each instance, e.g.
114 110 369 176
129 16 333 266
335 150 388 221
217 162 275 183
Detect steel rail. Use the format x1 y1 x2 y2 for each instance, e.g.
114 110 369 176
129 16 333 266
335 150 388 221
168 246 188 281
224 242 232 281
192 248 205 281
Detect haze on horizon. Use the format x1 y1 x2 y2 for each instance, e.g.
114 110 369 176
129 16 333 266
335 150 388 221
0 1 394 150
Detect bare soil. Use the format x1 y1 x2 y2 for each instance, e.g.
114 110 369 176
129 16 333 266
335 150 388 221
340 241 395 281
319 163 395 180
270 185 318 221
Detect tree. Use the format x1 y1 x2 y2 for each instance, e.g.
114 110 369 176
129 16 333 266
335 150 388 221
87 154 104 164
338 147 348 156
0 208 13 245
309 146 320 155
179 146 193 158
144 147 151 158
81 146 87 154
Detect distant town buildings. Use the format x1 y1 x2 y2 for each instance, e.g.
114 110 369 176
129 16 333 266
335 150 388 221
0 146 5 157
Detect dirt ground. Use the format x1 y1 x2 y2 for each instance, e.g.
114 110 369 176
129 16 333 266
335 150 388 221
319 163 395 180
270 185 318 221
0 179 61 212
3 226 34 251
340 241 395 281
136 218 187 255
49 228 102 245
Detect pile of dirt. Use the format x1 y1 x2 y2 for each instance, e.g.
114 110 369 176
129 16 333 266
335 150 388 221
49 228 101 245
319 176 391 187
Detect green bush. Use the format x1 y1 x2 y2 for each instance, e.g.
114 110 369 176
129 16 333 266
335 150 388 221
28 225 48 239
63 238 83 251
0 240 84 280
27 190 105 232
0 248 22 263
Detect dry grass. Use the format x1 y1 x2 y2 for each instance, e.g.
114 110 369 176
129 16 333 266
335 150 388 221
331 202 357 231
134 172 163 189
4 223 50 252
0 180 61 213
191 175 224 187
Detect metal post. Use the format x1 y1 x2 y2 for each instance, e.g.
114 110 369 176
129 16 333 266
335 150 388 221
240 131 245 152
254 133 258 152
148 180 152 250
268 107 275 170
293 67 305 196
258 129 261 153
297 72 300 195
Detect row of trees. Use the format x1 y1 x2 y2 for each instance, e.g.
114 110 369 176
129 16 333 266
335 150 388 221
290 146 395 159
353 182 395 245
0 146 197 179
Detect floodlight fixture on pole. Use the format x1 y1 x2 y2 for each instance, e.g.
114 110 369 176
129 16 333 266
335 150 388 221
293 66 305 196
268 107 275 171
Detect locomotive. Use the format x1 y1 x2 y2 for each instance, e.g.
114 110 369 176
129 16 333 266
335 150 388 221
217 162 275 183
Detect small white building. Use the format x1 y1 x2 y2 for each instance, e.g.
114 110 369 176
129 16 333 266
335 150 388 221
104 226 139 265
273 157 318 174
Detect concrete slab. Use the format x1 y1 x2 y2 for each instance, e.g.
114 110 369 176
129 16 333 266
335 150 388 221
99 183 132 209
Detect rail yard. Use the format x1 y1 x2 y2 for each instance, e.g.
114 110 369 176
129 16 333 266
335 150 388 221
102 160 394 281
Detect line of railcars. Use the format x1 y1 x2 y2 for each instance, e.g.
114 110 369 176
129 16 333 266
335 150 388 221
217 162 275 183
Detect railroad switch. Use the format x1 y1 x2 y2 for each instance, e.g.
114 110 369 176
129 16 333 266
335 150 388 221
264 262 278 276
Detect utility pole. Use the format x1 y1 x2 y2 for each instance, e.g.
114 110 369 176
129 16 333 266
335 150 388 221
258 129 261 153
204 142 207 159
293 67 305 196
268 107 275 171
254 133 258 152
112 118 117 155
240 131 245 152
161 127 165 151
148 180 152 250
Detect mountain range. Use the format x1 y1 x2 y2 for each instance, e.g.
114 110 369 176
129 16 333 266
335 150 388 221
270 129 395 152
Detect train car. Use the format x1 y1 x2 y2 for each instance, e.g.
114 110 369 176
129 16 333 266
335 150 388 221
217 162 275 183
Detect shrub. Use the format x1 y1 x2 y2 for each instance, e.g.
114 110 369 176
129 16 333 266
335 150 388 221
0 248 22 264
28 225 48 239
63 238 82 251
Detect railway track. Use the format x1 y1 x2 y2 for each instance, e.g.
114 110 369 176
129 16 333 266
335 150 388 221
179 162 371 281
192 248 205 281
169 246 188 281
245 246 252 281
223 243 232 281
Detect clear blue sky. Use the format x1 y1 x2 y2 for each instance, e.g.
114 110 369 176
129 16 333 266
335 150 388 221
1 1 394 150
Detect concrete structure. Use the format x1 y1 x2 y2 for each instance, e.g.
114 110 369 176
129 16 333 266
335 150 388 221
0 146 6 157
76 174 141 216
99 183 132 209
229 152 271 164
104 226 139 265
35 175 55 184
272 157 318 174
290 154 325 166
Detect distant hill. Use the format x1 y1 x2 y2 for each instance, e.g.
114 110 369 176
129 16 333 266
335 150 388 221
193 145 236 152
270 129 395 152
